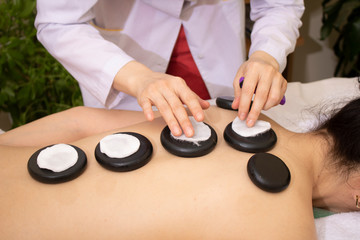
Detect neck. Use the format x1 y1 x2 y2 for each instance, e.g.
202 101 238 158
285 131 343 211
305 132 353 212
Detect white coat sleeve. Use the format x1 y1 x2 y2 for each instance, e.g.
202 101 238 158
35 0 134 108
249 0 305 73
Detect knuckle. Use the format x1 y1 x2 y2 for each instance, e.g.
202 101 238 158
242 87 255 97
247 61 258 69
264 64 275 73
170 76 185 86
181 92 198 104
172 104 186 114
178 117 190 127
282 80 288 89
249 108 261 118
167 118 179 127
144 83 159 94
255 88 268 99
263 104 272 111
138 97 149 106
157 101 170 112
268 92 280 103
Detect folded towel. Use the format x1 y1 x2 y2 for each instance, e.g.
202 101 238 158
264 77 359 133
315 212 360 240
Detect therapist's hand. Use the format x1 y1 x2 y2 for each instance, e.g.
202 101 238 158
113 61 210 137
232 51 287 127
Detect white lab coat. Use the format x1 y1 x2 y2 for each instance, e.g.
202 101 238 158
35 0 304 110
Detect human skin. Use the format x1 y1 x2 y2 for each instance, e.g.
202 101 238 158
232 51 287 127
1 106 354 239
113 51 286 138
0 107 161 147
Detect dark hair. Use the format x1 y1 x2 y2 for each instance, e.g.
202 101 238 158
315 97 360 174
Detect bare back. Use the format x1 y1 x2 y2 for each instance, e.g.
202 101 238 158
0 107 317 239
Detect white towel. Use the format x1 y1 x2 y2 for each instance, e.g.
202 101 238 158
0 129 4 134
263 77 359 133
315 212 360 240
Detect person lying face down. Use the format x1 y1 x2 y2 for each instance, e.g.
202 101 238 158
0 97 359 239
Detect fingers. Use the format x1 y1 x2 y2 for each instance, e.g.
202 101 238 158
141 100 155 122
263 77 287 110
231 75 242 110
245 73 272 127
233 60 287 127
167 79 210 137
162 86 196 137
238 70 260 122
138 74 206 138
138 82 186 137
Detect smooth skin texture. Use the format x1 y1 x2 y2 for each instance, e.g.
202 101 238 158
1 106 359 239
0 107 160 147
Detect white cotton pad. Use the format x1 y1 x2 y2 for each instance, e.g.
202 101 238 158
37 144 78 172
100 133 140 158
171 116 211 144
232 117 271 137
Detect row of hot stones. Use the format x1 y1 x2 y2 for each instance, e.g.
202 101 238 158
28 97 290 193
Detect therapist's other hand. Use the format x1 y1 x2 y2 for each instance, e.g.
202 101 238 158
113 61 210 137
232 51 287 127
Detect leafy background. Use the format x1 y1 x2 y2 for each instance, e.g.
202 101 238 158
321 0 360 77
0 0 83 128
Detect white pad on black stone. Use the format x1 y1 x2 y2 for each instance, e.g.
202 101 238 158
95 132 153 172
28 144 87 184
224 118 277 153
100 133 140 158
161 117 217 157
171 117 211 145
232 117 271 137
37 144 78 172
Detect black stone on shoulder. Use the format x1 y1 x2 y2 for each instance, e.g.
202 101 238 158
216 96 236 111
216 96 253 111
247 152 291 193
223 122 277 153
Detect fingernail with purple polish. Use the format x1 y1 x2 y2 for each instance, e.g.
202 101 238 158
280 96 286 105
239 77 244 88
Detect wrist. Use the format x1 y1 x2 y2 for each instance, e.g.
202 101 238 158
249 51 280 72
113 61 152 97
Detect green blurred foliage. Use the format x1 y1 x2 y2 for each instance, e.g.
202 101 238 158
321 0 360 77
0 0 83 128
